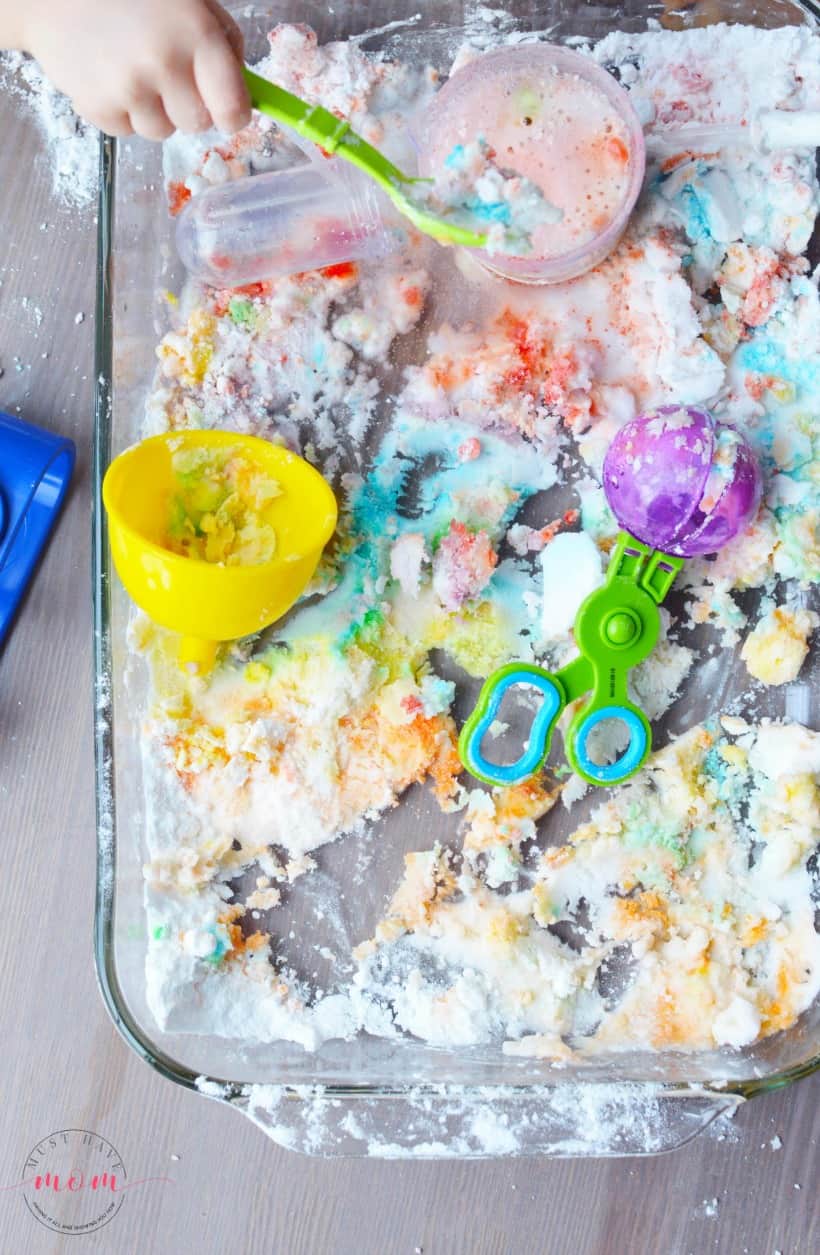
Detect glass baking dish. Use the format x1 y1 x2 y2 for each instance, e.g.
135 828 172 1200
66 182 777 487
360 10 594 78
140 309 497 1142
93 0 820 1156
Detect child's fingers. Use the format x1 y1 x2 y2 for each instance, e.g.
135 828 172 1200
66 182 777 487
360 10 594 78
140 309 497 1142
162 70 214 133
127 93 176 140
193 30 251 133
204 0 245 60
83 107 134 137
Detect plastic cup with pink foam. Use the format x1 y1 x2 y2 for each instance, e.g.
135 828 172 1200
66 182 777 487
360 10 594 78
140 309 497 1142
418 43 646 284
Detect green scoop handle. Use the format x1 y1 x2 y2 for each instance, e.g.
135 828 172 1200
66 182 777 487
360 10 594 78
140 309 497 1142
243 68 489 249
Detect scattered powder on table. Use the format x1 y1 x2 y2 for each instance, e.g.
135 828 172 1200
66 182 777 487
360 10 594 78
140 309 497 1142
1 51 98 209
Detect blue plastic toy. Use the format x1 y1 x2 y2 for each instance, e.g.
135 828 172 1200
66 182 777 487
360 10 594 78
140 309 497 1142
0 412 75 649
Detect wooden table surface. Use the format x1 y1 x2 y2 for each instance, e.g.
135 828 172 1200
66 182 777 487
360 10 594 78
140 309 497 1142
0 76 818 1255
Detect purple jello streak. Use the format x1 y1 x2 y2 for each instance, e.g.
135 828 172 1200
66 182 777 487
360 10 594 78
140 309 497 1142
603 405 762 557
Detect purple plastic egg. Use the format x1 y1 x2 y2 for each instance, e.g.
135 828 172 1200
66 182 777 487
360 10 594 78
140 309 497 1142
602 405 762 557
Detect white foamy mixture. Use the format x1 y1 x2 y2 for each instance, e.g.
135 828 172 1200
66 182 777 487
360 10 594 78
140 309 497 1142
136 21 819 1065
424 137 564 255
431 62 635 257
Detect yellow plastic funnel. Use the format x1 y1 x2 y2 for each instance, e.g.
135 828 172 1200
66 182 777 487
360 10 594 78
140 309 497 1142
102 430 338 668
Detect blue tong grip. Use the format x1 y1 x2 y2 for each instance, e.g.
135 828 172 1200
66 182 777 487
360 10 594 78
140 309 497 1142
459 664 564 787
570 703 649 785
0 412 75 649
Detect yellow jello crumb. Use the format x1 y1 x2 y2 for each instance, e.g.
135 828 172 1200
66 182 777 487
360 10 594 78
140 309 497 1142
741 605 818 686
245 661 272 683
531 882 555 927
718 743 748 771
165 445 280 566
158 310 216 386
487 908 528 947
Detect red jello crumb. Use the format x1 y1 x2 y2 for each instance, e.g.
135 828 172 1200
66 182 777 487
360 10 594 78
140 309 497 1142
320 262 359 281
168 182 192 217
457 437 482 462
606 136 630 164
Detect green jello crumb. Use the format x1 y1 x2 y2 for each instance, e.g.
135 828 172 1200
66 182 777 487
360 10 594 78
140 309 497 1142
165 445 280 566
228 297 255 327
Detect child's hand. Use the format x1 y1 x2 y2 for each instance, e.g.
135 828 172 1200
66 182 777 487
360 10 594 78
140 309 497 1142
10 0 251 138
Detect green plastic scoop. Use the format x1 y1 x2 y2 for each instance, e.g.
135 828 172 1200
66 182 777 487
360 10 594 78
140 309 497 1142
243 68 490 249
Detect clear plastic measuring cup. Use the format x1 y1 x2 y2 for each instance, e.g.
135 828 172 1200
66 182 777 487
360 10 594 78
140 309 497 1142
175 158 404 287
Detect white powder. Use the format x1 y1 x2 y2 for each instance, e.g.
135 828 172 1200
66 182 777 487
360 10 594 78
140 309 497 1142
1 51 98 210
540 531 603 640
749 721 820 779
712 998 762 1048
239 1079 744 1157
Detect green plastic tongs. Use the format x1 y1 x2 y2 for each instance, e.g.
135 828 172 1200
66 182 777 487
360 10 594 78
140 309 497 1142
243 68 489 249
459 533 685 788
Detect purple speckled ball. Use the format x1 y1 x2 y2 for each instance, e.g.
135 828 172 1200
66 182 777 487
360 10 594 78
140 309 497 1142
602 405 762 557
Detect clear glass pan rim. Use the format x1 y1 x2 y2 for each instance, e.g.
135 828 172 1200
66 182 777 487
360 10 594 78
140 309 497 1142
92 0 820 1114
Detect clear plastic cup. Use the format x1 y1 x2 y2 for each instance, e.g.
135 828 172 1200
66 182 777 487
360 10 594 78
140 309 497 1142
416 44 647 285
175 159 402 288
